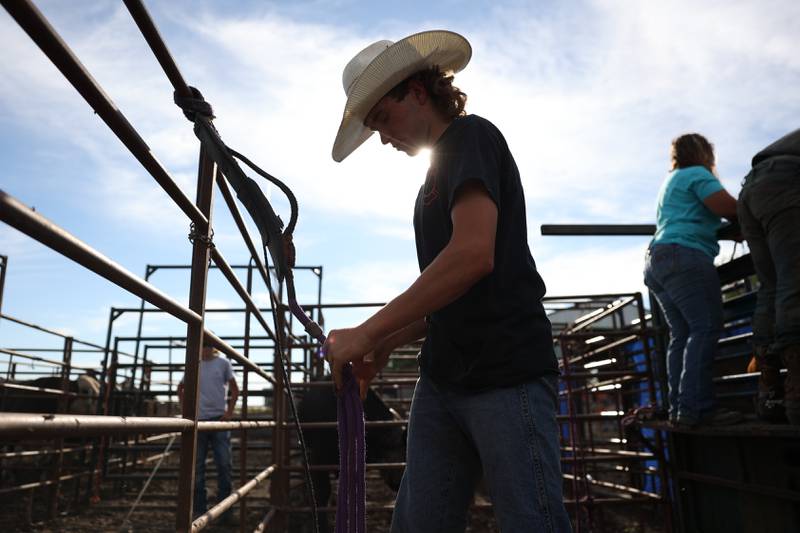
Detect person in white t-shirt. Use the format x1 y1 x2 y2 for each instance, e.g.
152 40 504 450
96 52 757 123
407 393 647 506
178 344 239 518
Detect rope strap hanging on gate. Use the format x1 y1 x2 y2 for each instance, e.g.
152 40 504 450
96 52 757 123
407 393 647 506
173 86 366 533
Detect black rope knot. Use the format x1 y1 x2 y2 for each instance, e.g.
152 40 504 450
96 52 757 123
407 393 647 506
188 222 215 249
174 86 214 122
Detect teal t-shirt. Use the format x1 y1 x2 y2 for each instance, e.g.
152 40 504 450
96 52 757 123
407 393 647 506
651 166 724 258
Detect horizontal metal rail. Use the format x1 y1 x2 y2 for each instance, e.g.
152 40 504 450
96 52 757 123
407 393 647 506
0 347 94 370
210 247 276 341
254 508 277 533
567 296 637 333
0 191 277 387
0 443 93 459
676 471 800 502
0 189 202 324
121 0 192 97
0 312 130 354
0 413 276 438
0 381 92 398
286 497 657 514
191 464 277 531
541 224 656 236
0 447 174 496
563 473 662 500
0 0 206 226
543 292 640 302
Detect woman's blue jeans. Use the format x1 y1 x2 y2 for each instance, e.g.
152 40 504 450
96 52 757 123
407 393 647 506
390 373 572 533
644 243 723 422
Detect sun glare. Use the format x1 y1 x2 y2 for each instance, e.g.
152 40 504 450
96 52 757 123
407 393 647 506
412 148 432 173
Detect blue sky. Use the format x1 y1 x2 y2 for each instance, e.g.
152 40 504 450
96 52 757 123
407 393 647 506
1 0 799 381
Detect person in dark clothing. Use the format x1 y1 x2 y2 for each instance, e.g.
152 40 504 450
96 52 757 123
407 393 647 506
323 31 571 532
738 128 800 425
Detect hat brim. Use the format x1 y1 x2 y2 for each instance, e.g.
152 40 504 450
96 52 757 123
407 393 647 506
332 30 472 162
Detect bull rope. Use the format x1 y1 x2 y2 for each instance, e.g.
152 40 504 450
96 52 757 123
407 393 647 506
174 88 366 533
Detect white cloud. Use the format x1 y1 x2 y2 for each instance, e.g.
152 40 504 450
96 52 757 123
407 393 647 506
371 224 416 241
537 243 648 298
328 259 419 304
1 0 798 345
5 1 797 231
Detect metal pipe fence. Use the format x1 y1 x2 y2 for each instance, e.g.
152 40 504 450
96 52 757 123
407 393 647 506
0 0 295 529
0 1 681 531
550 292 672 532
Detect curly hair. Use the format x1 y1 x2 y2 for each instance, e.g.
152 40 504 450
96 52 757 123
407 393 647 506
386 66 467 120
671 133 715 171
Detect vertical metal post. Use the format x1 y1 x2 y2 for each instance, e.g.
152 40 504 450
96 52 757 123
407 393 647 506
100 339 121 485
239 259 253 532
168 338 174 409
635 292 673 533
96 308 118 414
49 336 72 518
90 333 121 504
315 267 323 325
131 265 156 389
0 255 7 315
560 336 583 532
270 286 289 531
175 146 217 532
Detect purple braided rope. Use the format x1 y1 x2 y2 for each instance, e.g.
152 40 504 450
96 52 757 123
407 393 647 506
289 298 366 533
351 376 366 533
345 374 357 529
337 364 365 533
336 370 350 532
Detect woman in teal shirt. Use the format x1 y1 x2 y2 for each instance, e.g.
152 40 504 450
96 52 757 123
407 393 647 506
644 133 741 427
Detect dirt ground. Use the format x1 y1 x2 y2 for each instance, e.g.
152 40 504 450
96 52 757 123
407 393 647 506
0 452 662 533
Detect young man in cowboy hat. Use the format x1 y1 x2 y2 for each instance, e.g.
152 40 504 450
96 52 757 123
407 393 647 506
323 31 571 532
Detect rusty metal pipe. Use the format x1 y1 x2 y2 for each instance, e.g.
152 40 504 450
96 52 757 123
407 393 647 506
0 413 193 437
0 347 94 370
253 508 277 533
191 465 277 531
0 190 202 325
0 312 126 352
210 247 277 341
175 147 216 532
0 0 206 225
202 330 277 386
121 0 192 98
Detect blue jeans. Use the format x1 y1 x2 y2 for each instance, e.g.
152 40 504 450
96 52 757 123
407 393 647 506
390 373 571 533
738 155 800 352
193 423 232 517
644 244 723 422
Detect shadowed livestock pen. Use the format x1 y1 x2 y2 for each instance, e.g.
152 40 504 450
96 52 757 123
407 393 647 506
543 225 800 533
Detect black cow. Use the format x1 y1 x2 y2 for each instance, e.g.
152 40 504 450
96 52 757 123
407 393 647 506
0 374 100 414
297 376 406 533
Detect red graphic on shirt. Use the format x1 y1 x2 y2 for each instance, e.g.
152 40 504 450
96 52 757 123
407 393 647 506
423 166 440 206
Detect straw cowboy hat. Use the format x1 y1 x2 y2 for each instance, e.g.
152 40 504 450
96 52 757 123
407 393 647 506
332 30 472 162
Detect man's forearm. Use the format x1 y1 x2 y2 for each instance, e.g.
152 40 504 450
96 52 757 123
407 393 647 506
382 318 428 353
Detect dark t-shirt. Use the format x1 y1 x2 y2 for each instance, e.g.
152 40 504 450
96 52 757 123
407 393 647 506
413 114 557 391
